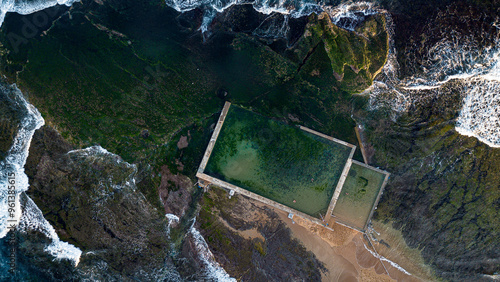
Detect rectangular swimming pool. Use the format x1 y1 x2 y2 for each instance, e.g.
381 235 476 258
203 105 354 218
332 160 389 230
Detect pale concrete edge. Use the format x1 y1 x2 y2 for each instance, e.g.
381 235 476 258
348 144 356 160
325 158 354 221
354 126 369 164
334 217 365 232
196 172 329 228
197 101 231 174
299 125 356 149
351 159 390 176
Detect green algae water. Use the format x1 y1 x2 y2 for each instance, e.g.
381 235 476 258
204 105 353 217
333 162 387 230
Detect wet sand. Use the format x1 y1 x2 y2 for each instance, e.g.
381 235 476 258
275 210 429 282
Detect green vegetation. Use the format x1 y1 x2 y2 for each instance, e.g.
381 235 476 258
205 105 353 217
15 12 221 163
333 162 387 230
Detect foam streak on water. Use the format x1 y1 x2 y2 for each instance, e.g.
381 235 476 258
362 242 412 276
0 84 81 266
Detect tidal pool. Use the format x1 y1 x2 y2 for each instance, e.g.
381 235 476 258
204 105 353 217
332 161 387 230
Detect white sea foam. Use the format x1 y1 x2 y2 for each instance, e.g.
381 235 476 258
425 43 499 147
365 17 500 147
165 213 179 236
0 0 79 27
166 213 180 222
189 224 236 281
324 2 378 31
18 195 82 266
0 83 81 266
0 84 44 238
456 78 500 148
166 0 381 36
67 145 138 192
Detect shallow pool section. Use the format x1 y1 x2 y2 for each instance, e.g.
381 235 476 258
204 105 353 218
332 161 388 230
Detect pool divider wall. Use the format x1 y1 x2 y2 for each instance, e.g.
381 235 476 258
197 101 231 174
350 160 391 231
324 158 354 222
196 102 390 233
296 126 357 222
331 160 391 232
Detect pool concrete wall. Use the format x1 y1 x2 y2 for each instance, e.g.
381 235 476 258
197 102 389 233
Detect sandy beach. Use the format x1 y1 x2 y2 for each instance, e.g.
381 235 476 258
274 210 433 281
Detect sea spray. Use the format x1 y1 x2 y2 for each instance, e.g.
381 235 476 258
0 83 44 238
0 83 81 266
324 2 378 31
166 213 180 237
455 49 500 147
66 145 138 195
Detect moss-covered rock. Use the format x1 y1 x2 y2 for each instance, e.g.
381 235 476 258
290 13 389 94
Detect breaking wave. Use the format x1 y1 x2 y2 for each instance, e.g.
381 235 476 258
66 145 138 194
324 2 378 31
19 195 82 266
0 83 43 238
188 222 236 281
165 213 179 237
166 0 381 35
0 0 79 27
366 19 500 147
0 83 81 266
